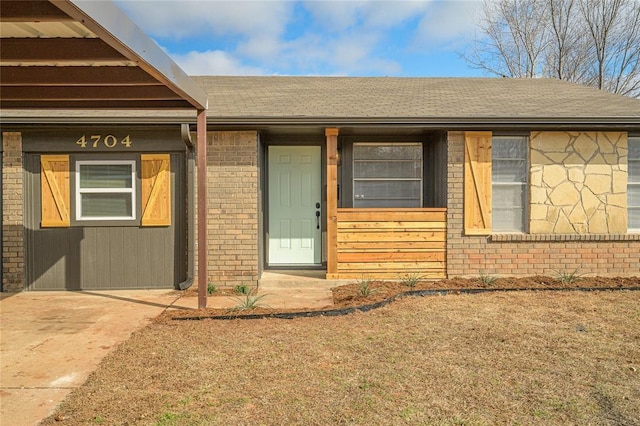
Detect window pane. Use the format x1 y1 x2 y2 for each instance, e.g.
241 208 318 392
631 138 640 230
628 184 640 206
492 159 527 182
354 180 421 200
354 145 421 160
493 207 524 232
629 207 640 229
80 193 133 217
352 143 422 208
354 161 421 179
629 160 640 183
493 184 527 209
80 164 132 189
355 198 422 208
492 137 527 158
492 137 527 232
628 137 640 158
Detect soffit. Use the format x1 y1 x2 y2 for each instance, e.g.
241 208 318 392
0 0 207 110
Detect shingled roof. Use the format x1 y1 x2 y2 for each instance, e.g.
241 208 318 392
2 76 639 126
194 76 640 124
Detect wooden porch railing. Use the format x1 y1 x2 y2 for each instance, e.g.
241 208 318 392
326 208 447 280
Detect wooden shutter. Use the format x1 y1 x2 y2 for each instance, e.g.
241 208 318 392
464 132 492 235
41 155 70 227
141 154 171 226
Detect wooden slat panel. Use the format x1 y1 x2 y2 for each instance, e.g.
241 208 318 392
338 261 445 270
338 252 445 262
338 221 445 230
333 208 447 280
338 241 446 250
338 231 446 242
337 209 446 222
464 131 492 235
40 154 70 227
141 154 171 226
332 271 447 280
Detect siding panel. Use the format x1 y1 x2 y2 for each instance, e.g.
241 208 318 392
25 153 186 290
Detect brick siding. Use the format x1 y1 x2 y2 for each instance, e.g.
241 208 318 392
447 131 640 278
203 131 259 287
2 132 25 291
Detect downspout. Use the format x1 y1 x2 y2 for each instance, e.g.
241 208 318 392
178 123 195 290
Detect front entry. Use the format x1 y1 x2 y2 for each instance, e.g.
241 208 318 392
268 145 322 266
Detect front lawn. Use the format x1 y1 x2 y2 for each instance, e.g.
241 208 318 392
44 290 640 425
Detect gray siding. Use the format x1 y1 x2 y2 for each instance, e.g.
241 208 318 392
24 153 186 290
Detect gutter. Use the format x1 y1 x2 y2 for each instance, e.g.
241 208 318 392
1 115 639 129
177 123 195 290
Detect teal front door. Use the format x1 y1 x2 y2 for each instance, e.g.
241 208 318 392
268 146 322 265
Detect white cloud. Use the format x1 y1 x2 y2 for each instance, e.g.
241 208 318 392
116 0 293 39
413 1 482 49
172 50 267 75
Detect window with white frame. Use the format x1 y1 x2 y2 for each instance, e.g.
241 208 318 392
629 136 640 231
492 136 528 232
76 160 136 221
353 143 422 208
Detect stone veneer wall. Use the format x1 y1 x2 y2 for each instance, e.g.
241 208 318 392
447 131 639 278
203 131 260 287
2 133 25 291
530 131 627 234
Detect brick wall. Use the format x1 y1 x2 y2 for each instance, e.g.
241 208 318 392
2 132 25 291
205 131 259 287
447 131 640 278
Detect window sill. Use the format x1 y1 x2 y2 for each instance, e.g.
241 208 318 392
490 233 640 242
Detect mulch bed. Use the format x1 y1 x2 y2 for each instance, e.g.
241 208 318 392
165 275 640 321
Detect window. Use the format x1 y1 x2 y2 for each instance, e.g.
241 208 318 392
629 137 640 231
75 160 136 221
353 143 422 208
492 136 528 232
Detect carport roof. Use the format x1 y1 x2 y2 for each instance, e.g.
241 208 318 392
0 0 207 111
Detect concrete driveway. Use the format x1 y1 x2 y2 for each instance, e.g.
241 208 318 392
0 274 337 425
0 289 194 425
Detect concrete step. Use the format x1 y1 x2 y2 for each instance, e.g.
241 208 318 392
258 270 351 290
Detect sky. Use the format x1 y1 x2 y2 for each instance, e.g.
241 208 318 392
115 0 485 77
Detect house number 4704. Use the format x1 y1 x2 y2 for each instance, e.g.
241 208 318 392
75 134 132 148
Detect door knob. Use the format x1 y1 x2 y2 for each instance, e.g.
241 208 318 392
315 210 320 229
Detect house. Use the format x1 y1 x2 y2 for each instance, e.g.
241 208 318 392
3 75 639 291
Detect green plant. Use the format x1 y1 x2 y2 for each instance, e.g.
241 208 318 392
554 268 584 284
234 284 250 295
207 281 216 295
356 275 377 297
399 272 423 288
232 294 269 311
479 273 498 286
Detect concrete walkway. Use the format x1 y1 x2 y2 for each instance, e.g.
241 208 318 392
0 273 344 425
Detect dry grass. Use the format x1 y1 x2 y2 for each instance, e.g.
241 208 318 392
44 291 640 425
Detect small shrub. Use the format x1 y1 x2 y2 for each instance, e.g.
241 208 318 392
554 268 584 284
479 273 498 286
234 284 250 295
399 272 423 288
232 294 269 311
207 281 216 295
355 276 377 298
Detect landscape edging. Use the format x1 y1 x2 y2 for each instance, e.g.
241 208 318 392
172 286 640 321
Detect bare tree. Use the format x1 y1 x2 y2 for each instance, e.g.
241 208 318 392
464 0 640 97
